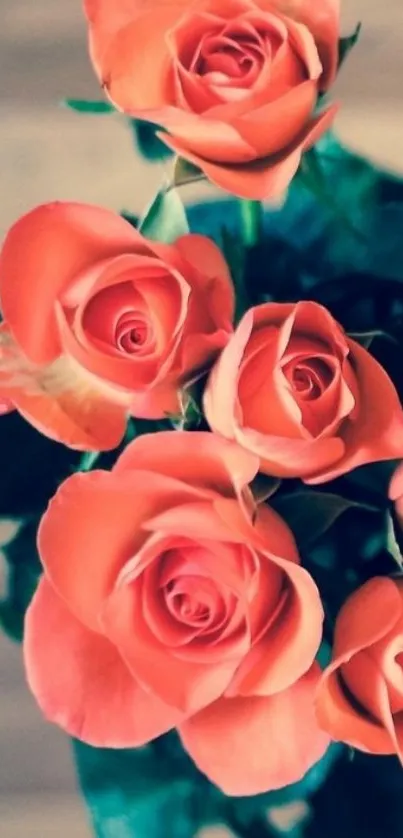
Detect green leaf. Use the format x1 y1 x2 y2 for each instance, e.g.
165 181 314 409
338 23 362 69
385 511 403 568
73 739 218 838
231 745 343 833
174 157 205 188
63 98 115 114
298 137 372 242
348 329 398 349
139 187 189 243
0 520 41 642
166 390 203 431
271 492 375 549
130 120 173 162
251 474 281 504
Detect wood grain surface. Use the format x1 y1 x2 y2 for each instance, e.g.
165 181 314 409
1 1 403 834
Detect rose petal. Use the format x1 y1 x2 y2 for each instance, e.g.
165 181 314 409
333 577 403 660
103 579 241 713
269 0 340 89
316 667 395 756
0 325 128 451
0 203 140 365
38 468 205 631
129 380 181 419
101 11 186 110
136 106 257 163
24 577 182 746
316 578 403 754
306 339 403 483
179 663 329 795
114 431 259 500
159 132 303 199
224 504 323 695
231 80 317 157
0 395 14 415
174 234 235 331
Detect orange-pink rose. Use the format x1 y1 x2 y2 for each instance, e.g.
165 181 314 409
24 431 328 795
0 202 233 450
84 0 339 199
204 301 403 483
316 577 403 761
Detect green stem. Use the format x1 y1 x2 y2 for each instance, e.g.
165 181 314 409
239 199 263 248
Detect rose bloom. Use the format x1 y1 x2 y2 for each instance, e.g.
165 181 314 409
204 301 403 484
24 431 328 795
84 0 339 199
0 202 233 450
316 577 403 761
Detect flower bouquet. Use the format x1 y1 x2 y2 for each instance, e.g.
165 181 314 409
2 1 403 836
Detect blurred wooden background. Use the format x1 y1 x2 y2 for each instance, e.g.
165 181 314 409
1 0 403 834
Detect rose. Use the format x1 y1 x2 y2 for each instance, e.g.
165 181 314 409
204 301 403 483
84 0 339 199
316 577 403 761
24 431 327 795
0 202 233 450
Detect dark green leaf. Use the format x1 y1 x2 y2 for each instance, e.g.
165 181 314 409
63 98 115 114
0 520 41 642
73 739 219 838
251 474 281 504
166 391 203 431
338 23 362 69
298 137 372 243
139 187 189 242
385 511 403 568
130 120 173 162
271 492 375 549
231 745 343 833
348 329 398 349
174 157 205 188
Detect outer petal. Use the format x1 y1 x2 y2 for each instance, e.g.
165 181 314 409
159 133 302 200
174 234 235 331
219 503 324 695
265 0 340 89
306 340 403 484
38 468 205 632
332 577 403 660
114 431 259 500
231 80 317 157
0 326 128 451
0 203 140 365
179 663 329 795
135 106 257 163
129 380 182 419
316 578 403 754
0 395 14 415
100 12 181 110
24 578 181 746
85 0 187 81
158 106 337 200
